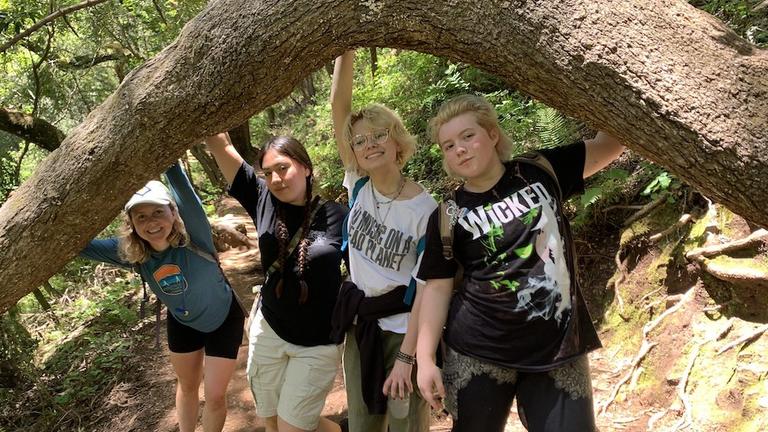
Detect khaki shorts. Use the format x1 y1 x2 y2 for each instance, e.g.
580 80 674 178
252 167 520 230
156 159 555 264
246 309 341 430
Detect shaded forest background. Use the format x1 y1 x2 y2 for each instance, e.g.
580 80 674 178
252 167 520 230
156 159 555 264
0 1 767 431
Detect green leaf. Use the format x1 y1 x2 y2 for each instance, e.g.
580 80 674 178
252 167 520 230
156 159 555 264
514 243 534 259
580 187 603 207
499 280 520 292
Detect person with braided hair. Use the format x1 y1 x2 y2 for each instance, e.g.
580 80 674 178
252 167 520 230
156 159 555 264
206 133 347 432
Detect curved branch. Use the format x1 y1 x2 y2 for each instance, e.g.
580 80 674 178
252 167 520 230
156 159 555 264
0 108 65 151
0 0 109 54
0 0 766 313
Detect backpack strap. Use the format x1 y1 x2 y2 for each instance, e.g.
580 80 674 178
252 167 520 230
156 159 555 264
437 190 458 260
341 176 370 252
514 151 562 201
185 235 253 317
435 152 559 262
403 235 427 306
185 241 217 263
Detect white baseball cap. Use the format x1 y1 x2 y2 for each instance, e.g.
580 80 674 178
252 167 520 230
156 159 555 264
124 180 173 212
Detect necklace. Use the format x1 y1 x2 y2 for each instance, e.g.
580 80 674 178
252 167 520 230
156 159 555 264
371 176 406 225
372 176 406 209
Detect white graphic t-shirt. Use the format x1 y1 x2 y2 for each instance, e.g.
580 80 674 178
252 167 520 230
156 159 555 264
344 170 438 333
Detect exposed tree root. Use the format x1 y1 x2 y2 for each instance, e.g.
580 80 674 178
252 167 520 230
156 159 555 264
644 319 733 431
643 288 694 337
671 344 700 431
600 288 695 416
638 287 663 304
599 340 657 415
686 229 768 260
650 214 692 243
647 410 667 430
695 258 768 284
717 323 768 356
623 193 669 227
612 250 628 318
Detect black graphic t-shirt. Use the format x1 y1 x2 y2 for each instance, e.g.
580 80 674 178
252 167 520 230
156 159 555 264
418 142 601 371
230 161 348 346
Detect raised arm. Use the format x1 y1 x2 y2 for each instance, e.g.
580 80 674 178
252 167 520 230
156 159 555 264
80 238 130 268
165 163 215 253
331 50 355 153
583 131 625 178
204 132 244 185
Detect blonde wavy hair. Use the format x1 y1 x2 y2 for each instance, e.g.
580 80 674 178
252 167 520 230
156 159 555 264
117 202 188 264
429 94 514 176
340 104 417 176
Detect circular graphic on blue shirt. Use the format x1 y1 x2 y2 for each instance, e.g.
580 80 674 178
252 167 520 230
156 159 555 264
153 264 188 296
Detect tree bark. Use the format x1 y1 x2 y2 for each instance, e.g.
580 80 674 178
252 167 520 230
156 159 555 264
0 108 65 151
0 0 766 312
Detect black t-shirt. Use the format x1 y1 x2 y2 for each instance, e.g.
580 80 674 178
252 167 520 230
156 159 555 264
418 142 601 371
230 162 348 346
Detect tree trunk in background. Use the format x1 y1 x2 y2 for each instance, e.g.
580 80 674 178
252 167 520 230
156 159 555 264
0 0 766 312
228 122 258 164
189 143 227 191
370 47 378 78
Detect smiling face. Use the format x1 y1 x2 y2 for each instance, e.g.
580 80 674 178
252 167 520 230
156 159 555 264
438 112 500 180
129 203 176 251
260 148 310 206
351 118 400 174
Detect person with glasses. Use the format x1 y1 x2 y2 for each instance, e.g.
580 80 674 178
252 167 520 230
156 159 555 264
205 133 347 432
330 50 437 432
80 162 244 432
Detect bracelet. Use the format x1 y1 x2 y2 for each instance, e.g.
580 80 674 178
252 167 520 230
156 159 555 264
396 351 416 365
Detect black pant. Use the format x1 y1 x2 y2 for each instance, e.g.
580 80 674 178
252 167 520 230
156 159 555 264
451 370 597 432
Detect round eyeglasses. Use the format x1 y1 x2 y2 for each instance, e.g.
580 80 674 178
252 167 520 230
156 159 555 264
351 128 389 149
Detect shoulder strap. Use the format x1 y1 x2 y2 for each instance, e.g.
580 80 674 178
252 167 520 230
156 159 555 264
185 241 218 263
350 176 370 208
266 195 323 276
341 176 370 251
437 190 458 260
513 151 562 201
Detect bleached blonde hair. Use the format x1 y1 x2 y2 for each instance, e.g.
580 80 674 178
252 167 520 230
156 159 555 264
339 104 417 176
429 94 513 176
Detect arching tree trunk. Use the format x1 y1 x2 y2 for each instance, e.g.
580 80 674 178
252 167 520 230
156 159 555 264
0 0 765 312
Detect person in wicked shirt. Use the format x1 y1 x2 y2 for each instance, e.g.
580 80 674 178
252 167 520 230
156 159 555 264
416 94 625 432
80 163 243 432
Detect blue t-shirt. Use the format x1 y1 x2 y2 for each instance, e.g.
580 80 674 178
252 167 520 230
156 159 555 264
81 164 232 333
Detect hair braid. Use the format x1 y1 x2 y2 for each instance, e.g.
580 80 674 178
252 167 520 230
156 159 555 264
274 205 289 299
296 177 314 304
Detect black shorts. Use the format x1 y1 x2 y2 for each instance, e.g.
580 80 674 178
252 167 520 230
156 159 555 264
166 293 245 359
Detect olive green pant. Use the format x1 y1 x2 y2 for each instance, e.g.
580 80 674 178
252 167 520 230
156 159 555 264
343 327 430 432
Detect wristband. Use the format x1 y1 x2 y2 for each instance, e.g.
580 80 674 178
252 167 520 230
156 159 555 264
396 351 416 365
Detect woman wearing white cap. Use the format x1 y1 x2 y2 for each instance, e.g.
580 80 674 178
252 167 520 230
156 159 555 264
80 162 243 432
